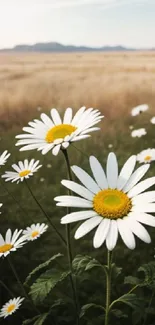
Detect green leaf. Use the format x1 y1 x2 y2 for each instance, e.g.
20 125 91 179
138 261 155 289
25 253 63 286
30 269 70 304
22 313 49 325
111 293 143 310
124 276 140 286
111 309 128 319
111 263 122 279
80 303 105 318
73 255 105 274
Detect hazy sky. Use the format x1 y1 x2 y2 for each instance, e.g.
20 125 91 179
0 0 155 49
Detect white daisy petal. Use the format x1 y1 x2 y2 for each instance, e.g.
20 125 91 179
75 216 102 239
50 108 62 125
117 219 136 249
117 155 137 190
61 210 97 224
123 164 150 193
125 217 151 243
61 180 94 200
129 212 155 227
106 220 118 251
132 191 155 204
89 156 108 189
128 177 155 198
71 165 100 194
52 144 61 156
63 107 72 124
93 219 111 248
106 153 118 188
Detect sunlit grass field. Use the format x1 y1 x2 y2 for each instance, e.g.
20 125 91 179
0 51 155 324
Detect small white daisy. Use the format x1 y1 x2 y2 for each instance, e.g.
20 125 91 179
2 159 42 184
0 203 2 214
131 128 147 138
0 150 10 167
23 223 48 241
55 153 155 250
0 229 26 257
15 107 104 156
131 104 149 116
0 297 24 318
150 117 155 124
137 149 155 164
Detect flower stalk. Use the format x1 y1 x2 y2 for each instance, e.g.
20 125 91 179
105 250 112 325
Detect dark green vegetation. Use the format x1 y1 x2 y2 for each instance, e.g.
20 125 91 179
0 109 155 325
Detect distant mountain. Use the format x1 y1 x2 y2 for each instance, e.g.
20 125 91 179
0 42 136 52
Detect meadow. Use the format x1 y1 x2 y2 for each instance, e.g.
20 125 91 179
0 51 155 325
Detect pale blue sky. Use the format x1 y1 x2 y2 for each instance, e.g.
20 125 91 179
0 0 155 49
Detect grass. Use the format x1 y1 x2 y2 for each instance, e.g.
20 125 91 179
0 51 155 324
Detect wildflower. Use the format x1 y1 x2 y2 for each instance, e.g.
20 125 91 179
0 150 10 167
2 159 42 183
137 149 155 164
0 297 24 318
23 223 48 241
131 104 149 116
131 128 147 138
55 153 155 250
150 117 155 124
0 203 2 214
0 229 26 257
16 107 104 156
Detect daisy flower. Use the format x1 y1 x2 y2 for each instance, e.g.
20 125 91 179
131 128 147 138
0 229 26 257
0 150 10 167
150 117 155 124
2 159 42 183
0 297 24 318
55 153 155 250
137 149 155 164
131 104 149 116
0 203 2 214
15 107 104 156
23 223 48 241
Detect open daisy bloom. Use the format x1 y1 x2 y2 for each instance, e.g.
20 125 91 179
0 297 24 318
0 229 26 257
15 107 104 156
2 159 42 183
0 150 10 167
150 116 155 124
55 153 155 250
137 149 155 164
0 203 2 214
131 128 147 138
131 104 149 116
23 223 48 241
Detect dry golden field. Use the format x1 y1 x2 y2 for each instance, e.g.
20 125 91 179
0 51 155 131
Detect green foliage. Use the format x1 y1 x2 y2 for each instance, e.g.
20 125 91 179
72 254 105 274
124 276 140 286
30 269 70 304
80 303 105 318
138 261 155 289
25 253 63 286
22 313 49 325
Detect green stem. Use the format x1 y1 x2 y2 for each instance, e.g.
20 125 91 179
105 250 112 325
24 180 66 246
143 290 155 325
62 149 80 325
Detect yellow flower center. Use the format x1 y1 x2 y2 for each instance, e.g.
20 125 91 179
19 170 31 177
93 189 132 220
144 155 152 161
31 231 39 238
45 124 77 143
7 304 15 313
0 243 13 253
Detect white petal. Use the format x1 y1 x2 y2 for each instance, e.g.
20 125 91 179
63 107 72 124
117 155 137 190
40 113 53 127
117 218 136 249
106 153 118 188
128 177 155 198
123 164 150 193
52 144 61 156
93 218 111 248
106 220 118 251
55 195 93 208
71 106 86 125
61 180 94 200
5 229 12 243
129 212 155 227
61 210 97 224
71 165 100 194
125 217 151 243
132 191 155 204
50 108 62 125
75 216 102 239
89 156 108 189
132 203 155 213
